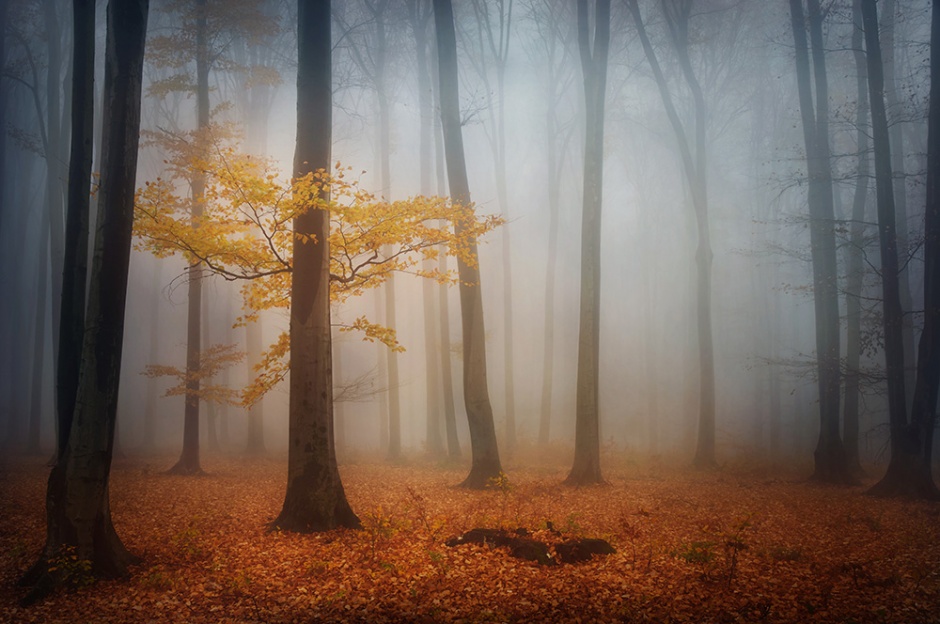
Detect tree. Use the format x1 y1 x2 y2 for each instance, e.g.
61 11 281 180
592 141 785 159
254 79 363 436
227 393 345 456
788 0 850 483
565 0 609 486
56 0 96 460
466 0 518 451
842 0 871 478
20 0 150 603
434 0 504 488
864 0 939 499
146 0 278 475
272 0 358 532
627 0 717 468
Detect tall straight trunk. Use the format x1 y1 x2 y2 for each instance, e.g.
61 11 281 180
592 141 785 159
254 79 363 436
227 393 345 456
882 0 917 408
412 1 445 457
434 0 503 488
28 221 50 455
0 0 6 243
431 33 461 460
42 0 66 367
21 0 149 603
141 260 163 452
245 317 266 454
170 0 210 475
628 0 716 468
333 332 347 458
272 0 359 532
566 0 610 486
865 0 938 498
789 0 850 483
57 0 96 461
843 0 870 477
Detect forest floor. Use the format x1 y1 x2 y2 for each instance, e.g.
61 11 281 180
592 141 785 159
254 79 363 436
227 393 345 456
1 451 940 623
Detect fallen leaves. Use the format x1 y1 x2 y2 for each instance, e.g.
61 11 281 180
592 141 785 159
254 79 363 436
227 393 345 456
1 455 939 622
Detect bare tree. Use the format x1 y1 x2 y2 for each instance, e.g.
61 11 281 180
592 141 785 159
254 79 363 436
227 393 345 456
566 0 610 486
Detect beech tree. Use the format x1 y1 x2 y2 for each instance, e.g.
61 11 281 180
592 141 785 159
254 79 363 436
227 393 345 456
272 0 358 531
566 0 609 486
434 0 503 488
21 0 149 603
788 0 851 483
627 0 717 468
864 0 939 499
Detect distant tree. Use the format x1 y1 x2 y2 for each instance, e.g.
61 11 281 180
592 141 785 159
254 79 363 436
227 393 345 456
521 0 577 448
434 0 504 488
565 0 609 486
20 0 150 603
788 0 851 483
627 0 717 469
146 0 278 475
864 0 939 499
466 0 518 451
842 0 871 478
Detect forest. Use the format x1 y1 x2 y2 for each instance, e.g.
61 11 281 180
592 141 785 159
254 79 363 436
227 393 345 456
1 0 940 621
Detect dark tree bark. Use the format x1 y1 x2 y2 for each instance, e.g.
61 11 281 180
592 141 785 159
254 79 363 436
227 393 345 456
843 0 870 478
170 0 210 476
866 0 940 499
881 0 917 408
271 0 360 532
28 220 49 455
57 0 96 460
788 0 851 483
434 0 503 488
0 0 6 244
565 0 610 486
21 0 149 604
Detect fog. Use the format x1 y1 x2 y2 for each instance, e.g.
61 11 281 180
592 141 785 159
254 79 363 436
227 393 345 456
0 0 935 477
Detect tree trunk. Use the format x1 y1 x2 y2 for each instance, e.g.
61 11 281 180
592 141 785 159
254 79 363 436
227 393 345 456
866 0 939 499
881 0 917 410
28 220 49 456
566 0 610 486
412 1 445 457
56 0 95 461
245 316 266 454
20 0 149 604
789 0 850 483
434 0 503 488
271 0 360 532
170 0 210 476
843 0 870 478
431 34 461 461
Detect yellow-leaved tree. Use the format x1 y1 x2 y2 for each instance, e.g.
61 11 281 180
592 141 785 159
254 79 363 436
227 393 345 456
134 125 501 408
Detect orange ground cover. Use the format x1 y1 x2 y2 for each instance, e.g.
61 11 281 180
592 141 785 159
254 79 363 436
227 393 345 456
2 454 939 623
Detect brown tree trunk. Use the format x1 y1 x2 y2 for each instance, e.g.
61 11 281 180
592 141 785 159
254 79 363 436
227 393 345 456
170 0 210 476
271 0 360 532
866 0 939 499
434 0 503 488
566 0 610 486
21 0 149 603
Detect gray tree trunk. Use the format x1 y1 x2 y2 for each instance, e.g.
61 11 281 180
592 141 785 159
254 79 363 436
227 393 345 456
434 0 503 488
271 0 360 531
566 0 610 486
